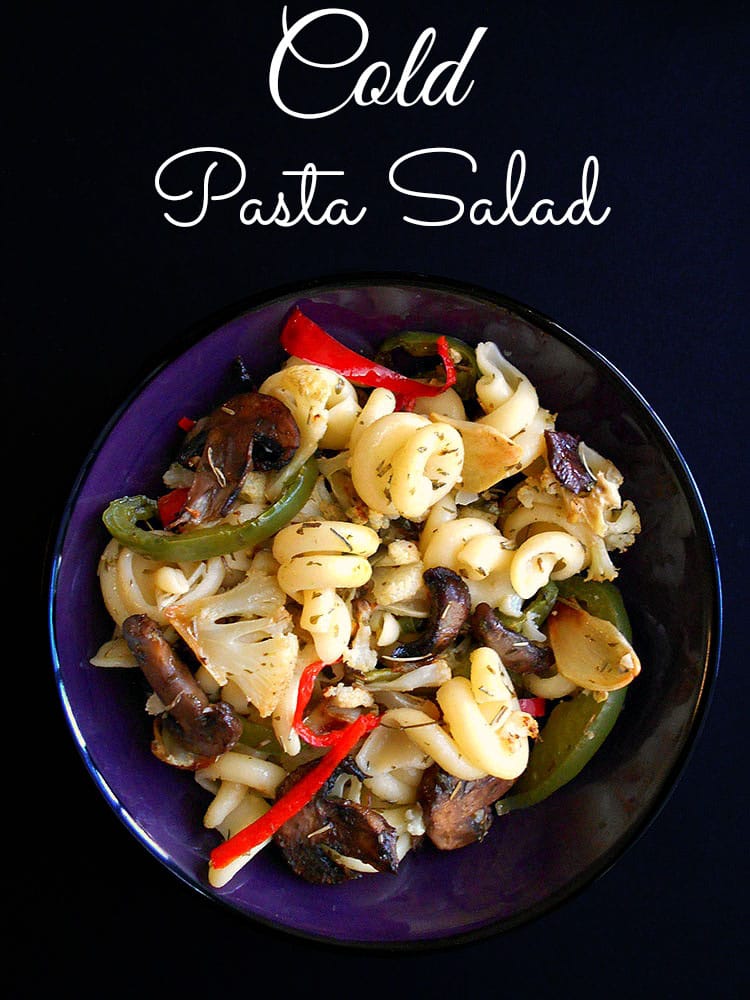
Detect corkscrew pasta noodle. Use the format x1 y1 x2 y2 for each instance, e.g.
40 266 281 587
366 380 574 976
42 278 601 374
509 529 587 599
98 540 226 626
380 707 487 781
350 412 464 519
273 520 380 663
475 341 552 477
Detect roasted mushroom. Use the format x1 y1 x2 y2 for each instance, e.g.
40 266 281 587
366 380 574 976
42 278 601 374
417 766 515 850
544 429 596 495
470 603 555 676
171 390 301 529
122 614 242 762
384 567 471 664
273 759 400 884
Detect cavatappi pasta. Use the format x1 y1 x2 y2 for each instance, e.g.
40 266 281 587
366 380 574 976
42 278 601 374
93 312 642 888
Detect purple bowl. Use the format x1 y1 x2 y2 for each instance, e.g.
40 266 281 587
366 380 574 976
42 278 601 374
47 273 721 948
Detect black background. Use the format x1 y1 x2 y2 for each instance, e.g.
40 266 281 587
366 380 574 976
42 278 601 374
11 2 747 995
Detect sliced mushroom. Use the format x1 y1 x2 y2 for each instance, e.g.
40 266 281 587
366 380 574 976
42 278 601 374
273 760 400 884
122 614 242 761
470 603 555 676
383 567 471 665
544 429 596 495
417 766 515 850
546 601 641 691
171 390 300 529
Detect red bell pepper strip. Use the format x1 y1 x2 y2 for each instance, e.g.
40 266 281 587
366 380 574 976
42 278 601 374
518 697 547 717
156 487 190 528
434 335 456 387
294 659 325 724
292 659 349 747
209 711 381 870
280 307 457 408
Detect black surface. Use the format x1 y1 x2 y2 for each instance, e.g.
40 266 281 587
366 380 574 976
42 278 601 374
11 2 747 995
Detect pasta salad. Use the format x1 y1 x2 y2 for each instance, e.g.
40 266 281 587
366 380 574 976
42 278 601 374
93 305 642 887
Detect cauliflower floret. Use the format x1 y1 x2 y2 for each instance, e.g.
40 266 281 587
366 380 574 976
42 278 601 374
291 473 348 523
322 683 375 709
585 535 620 582
165 566 298 718
604 500 641 552
380 540 421 566
371 563 427 610
260 363 361 497
263 362 360 450
162 461 194 490
238 470 269 503
341 620 379 673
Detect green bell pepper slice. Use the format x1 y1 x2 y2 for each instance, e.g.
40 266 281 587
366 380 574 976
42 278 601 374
497 575 634 815
239 720 284 758
374 332 478 400
102 456 318 561
498 581 559 637
555 576 633 641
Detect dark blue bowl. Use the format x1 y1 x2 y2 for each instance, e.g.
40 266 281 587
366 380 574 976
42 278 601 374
47 273 721 948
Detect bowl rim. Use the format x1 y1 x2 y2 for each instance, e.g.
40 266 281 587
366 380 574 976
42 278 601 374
46 269 723 950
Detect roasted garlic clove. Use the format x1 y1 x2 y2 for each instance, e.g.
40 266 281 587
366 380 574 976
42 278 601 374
547 601 641 691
